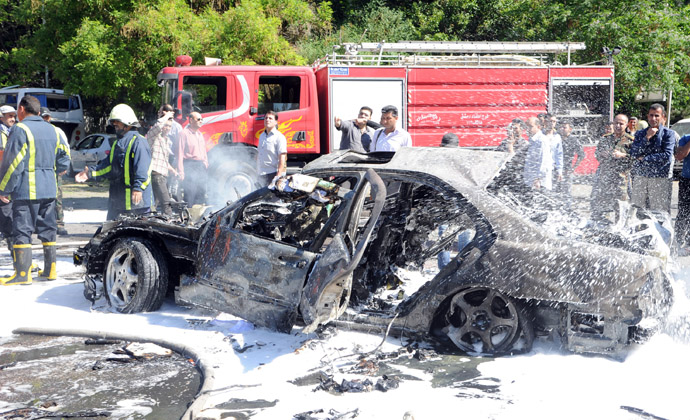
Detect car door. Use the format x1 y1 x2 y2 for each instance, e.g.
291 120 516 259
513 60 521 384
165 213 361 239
192 169 385 333
299 169 386 333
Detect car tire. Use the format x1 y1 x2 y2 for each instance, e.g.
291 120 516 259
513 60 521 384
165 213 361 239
439 286 534 356
104 238 168 313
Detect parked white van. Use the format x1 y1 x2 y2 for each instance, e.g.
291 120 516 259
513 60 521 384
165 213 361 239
0 86 85 146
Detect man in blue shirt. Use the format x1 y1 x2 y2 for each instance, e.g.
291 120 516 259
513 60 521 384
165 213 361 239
629 103 675 213
675 134 690 254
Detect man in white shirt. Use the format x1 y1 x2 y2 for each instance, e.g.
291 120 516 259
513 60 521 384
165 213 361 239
523 113 563 190
369 105 412 152
257 110 287 186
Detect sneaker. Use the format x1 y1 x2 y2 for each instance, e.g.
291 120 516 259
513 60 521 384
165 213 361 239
57 227 68 236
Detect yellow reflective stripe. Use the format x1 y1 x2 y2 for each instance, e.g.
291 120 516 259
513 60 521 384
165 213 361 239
15 123 36 199
141 154 153 190
42 241 57 246
92 140 117 178
0 142 27 191
125 187 131 210
13 244 32 249
0 132 6 148
124 136 133 187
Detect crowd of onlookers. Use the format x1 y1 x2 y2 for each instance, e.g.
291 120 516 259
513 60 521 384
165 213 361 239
489 104 688 255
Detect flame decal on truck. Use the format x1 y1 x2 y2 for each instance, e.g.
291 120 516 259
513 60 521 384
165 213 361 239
199 75 250 125
254 116 315 149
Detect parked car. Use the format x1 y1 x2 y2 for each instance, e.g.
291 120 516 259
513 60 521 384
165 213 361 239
671 118 690 178
69 133 115 175
74 148 673 358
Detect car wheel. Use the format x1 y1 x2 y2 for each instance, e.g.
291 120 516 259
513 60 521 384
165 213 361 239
441 286 533 355
104 238 168 313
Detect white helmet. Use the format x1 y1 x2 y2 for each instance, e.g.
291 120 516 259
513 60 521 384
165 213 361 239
108 104 140 127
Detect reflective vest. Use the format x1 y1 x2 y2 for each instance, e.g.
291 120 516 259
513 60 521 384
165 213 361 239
0 121 69 200
92 132 152 210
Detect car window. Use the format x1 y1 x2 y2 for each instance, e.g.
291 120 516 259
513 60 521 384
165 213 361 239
671 122 690 138
356 176 477 268
91 136 106 148
75 137 94 150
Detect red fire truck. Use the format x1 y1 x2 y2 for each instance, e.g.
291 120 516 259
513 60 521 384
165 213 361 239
157 41 614 203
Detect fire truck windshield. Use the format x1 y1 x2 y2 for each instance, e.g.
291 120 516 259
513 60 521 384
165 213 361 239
160 79 178 108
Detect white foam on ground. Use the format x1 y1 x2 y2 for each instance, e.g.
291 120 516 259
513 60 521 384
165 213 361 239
0 209 689 419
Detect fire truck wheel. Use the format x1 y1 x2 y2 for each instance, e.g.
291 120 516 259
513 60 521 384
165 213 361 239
210 161 261 206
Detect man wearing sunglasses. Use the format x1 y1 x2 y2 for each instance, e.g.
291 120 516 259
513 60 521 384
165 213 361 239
177 112 208 206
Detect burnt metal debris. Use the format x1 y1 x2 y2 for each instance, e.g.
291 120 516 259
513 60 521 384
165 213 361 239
75 148 674 358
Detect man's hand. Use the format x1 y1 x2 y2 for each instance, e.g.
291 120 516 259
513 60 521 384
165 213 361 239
533 179 541 189
334 116 342 128
132 190 143 205
646 127 659 140
75 166 89 183
612 150 627 159
0 195 9 204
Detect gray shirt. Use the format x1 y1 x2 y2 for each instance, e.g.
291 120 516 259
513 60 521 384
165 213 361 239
337 120 374 153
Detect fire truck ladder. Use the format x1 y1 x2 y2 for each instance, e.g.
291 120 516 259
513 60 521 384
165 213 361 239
321 41 586 67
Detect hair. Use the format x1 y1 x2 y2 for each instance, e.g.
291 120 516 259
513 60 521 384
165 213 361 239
559 118 573 128
359 106 373 115
159 103 174 113
440 132 459 147
649 103 666 116
629 116 638 121
19 95 40 116
381 105 398 118
265 110 278 120
544 113 555 120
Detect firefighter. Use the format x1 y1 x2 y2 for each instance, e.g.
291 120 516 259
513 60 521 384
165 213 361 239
0 105 17 252
75 104 153 220
0 96 70 285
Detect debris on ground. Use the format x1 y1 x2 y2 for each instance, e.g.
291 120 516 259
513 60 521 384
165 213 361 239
0 408 110 419
84 338 122 345
413 348 440 361
293 408 360 420
124 342 172 359
375 375 401 392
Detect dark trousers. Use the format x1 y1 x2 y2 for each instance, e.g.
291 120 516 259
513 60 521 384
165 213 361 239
676 177 690 246
12 199 57 245
152 172 173 216
182 160 207 206
0 201 12 239
56 174 64 228
106 183 150 221
554 171 574 210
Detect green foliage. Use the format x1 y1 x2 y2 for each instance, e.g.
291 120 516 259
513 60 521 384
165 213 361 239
3 0 690 123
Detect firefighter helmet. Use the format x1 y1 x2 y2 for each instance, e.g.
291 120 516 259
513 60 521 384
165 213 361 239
108 104 140 127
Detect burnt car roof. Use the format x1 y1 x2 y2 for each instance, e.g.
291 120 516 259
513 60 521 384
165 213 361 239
303 148 511 193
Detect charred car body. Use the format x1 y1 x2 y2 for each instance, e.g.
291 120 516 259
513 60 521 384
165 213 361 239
75 148 673 357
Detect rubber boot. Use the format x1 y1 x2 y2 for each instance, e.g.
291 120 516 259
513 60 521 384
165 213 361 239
38 242 57 281
0 244 32 285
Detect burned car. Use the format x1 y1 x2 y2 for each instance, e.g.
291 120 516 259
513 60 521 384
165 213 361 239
75 148 673 357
